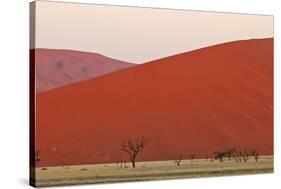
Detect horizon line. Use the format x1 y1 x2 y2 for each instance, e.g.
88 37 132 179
31 37 273 64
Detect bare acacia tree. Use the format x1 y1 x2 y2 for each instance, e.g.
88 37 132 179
251 150 259 162
240 149 251 162
231 148 242 162
227 148 254 163
174 154 184 166
214 151 225 162
120 136 148 168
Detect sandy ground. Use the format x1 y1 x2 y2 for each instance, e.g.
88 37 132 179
31 155 273 187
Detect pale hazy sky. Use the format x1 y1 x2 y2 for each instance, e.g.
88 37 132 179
33 1 273 63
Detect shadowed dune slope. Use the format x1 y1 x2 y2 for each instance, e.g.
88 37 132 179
33 48 135 92
36 38 273 167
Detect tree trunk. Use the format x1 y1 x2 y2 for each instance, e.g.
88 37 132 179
131 154 137 168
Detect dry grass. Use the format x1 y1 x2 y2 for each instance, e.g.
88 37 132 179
31 156 273 187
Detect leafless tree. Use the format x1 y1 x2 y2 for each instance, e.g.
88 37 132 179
240 149 251 162
174 154 184 166
230 148 252 163
124 161 128 168
230 148 242 162
120 136 148 168
251 150 259 162
214 151 226 162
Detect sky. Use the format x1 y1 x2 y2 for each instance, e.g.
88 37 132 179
33 0 273 64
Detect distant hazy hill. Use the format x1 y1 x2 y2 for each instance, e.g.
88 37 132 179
32 48 135 92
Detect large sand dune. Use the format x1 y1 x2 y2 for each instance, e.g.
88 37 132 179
35 38 273 167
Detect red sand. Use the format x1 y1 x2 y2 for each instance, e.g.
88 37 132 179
33 48 134 92
36 38 273 167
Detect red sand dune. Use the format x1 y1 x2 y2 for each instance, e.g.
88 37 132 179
33 48 134 92
36 38 273 167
